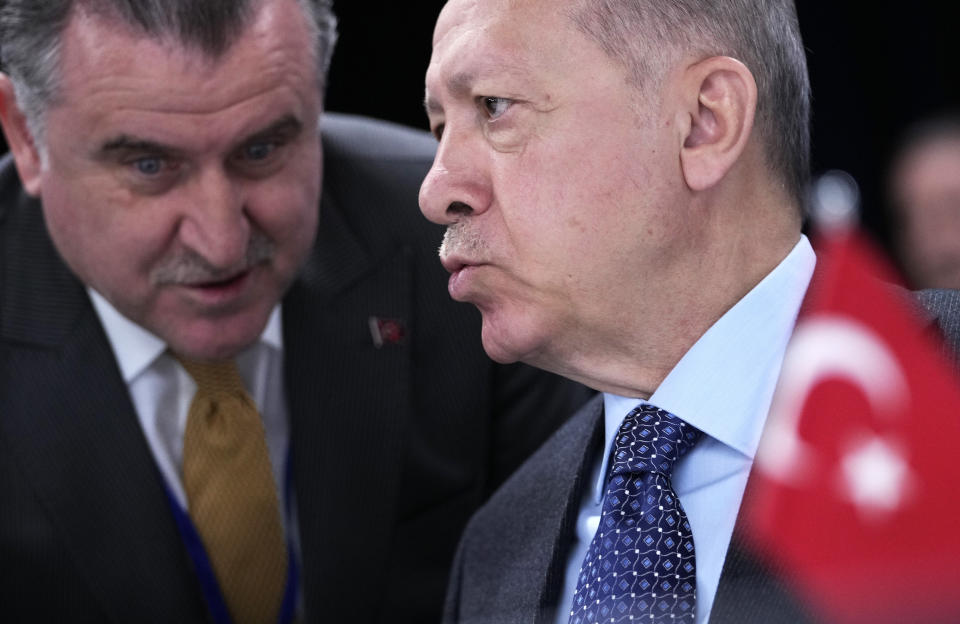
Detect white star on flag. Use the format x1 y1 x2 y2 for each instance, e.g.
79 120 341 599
840 436 913 515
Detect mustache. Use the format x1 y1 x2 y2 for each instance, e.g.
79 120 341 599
151 232 276 285
440 221 487 259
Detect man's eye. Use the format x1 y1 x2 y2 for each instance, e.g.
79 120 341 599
133 156 164 176
480 97 512 120
241 141 277 161
122 155 181 194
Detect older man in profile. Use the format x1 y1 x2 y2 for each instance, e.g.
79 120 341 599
420 1 960 623
0 0 589 622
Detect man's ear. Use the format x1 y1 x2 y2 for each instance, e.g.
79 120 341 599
0 73 43 196
677 56 757 192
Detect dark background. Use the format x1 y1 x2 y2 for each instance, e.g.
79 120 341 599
2 2 957 267
323 1 959 265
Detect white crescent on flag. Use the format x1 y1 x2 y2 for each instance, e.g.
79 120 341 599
759 315 911 496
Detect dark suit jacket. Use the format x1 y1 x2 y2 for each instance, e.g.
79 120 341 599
0 113 590 623
442 288 960 624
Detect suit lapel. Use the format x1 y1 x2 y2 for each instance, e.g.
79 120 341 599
711 532 817 623
536 398 606 623
284 185 413 620
450 395 604 624
0 193 207 622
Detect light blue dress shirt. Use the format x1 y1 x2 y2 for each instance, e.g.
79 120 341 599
555 236 816 624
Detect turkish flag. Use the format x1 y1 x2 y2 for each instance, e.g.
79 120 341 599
744 229 960 623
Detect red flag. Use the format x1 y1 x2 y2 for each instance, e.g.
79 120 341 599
744 228 960 623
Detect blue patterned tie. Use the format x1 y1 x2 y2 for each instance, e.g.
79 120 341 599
569 404 701 624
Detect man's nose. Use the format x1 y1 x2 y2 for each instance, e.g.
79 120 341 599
178 168 250 270
419 128 493 225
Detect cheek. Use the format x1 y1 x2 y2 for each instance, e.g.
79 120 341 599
40 170 184 298
488 166 593 292
509 162 633 260
41 175 128 269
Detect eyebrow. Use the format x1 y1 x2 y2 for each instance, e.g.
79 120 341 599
423 60 536 116
241 114 304 146
424 71 477 115
96 114 305 159
97 136 181 159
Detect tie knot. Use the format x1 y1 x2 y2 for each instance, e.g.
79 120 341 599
175 356 246 397
609 404 701 478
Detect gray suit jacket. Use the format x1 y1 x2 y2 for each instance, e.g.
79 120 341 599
0 113 589 623
443 288 960 624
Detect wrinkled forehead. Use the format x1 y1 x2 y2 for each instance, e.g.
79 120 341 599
427 0 588 91
55 0 318 109
59 9 202 80
433 0 577 46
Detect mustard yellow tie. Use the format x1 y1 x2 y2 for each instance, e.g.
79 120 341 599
178 357 287 624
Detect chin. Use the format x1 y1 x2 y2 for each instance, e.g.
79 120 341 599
479 309 549 366
168 335 252 362
162 311 271 361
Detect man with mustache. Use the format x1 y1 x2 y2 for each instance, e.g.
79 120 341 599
419 0 960 622
0 0 587 622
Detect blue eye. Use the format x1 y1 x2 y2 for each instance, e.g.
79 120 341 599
243 142 276 161
134 157 163 175
481 97 512 120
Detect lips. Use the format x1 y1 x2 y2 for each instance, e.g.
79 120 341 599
191 270 250 289
440 254 467 274
441 255 486 301
180 268 255 307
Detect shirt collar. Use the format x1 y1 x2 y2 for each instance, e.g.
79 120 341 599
89 288 284 383
602 234 816 467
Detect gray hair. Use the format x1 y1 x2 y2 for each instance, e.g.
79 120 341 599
0 0 338 144
570 0 811 207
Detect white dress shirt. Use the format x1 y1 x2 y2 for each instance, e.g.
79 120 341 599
555 236 816 624
88 289 291 521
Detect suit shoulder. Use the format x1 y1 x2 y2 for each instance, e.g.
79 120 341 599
318 114 439 249
915 288 960 361
321 112 436 164
915 288 960 320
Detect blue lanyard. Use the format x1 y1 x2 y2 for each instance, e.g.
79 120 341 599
163 451 299 624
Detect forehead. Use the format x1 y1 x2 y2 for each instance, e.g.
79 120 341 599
426 0 597 96
433 0 576 41
55 0 318 116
